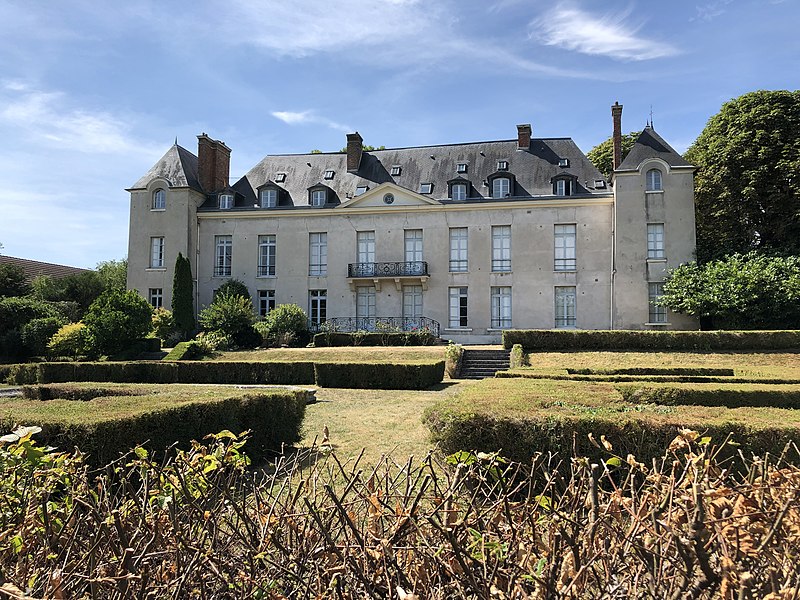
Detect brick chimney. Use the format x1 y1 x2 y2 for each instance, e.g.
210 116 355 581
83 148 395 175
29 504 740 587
517 124 531 150
346 132 363 173
611 102 623 170
197 133 231 193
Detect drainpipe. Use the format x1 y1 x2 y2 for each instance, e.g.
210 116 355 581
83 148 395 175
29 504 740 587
610 193 616 330
195 220 200 323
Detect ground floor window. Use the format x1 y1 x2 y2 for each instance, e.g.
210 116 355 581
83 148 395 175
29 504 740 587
258 289 275 317
648 282 667 323
148 288 163 309
491 286 512 328
309 290 327 326
356 286 376 325
448 287 468 328
555 286 576 328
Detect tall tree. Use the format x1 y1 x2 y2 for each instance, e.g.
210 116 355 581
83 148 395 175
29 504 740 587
172 253 195 340
586 132 639 181
0 263 30 297
97 258 128 292
686 90 800 262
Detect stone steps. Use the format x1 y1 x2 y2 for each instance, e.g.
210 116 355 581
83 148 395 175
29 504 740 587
459 349 510 379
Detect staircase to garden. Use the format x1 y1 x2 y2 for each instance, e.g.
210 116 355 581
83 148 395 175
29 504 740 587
458 348 511 379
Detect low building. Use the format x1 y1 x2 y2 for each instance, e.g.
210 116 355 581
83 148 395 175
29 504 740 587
126 103 696 343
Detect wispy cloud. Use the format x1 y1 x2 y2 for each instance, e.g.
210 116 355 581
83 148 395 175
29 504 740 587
691 0 734 21
530 2 678 61
271 110 351 132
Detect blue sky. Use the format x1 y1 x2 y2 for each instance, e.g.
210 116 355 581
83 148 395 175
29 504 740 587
0 0 796 268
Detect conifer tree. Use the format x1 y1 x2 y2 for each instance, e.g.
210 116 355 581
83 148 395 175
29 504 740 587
172 253 195 340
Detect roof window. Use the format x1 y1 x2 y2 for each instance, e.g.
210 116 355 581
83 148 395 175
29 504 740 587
390 165 402 176
275 173 287 183
324 169 335 180
594 179 606 189
497 160 509 171
558 158 570 168
355 185 369 196
218 193 234 209
419 183 433 194
456 163 468 173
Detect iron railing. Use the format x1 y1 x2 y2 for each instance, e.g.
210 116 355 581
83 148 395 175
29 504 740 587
309 316 440 337
348 261 429 278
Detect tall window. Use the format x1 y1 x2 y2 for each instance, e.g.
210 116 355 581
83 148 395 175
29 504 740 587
148 288 163 308
214 235 232 277
218 193 234 209
449 227 468 272
555 179 571 196
150 237 164 268
309 233 327 276
356 286 376 321
648 283 667 323
555 287 576 328
451 183 467 201
404 229 423 264
357 231 375 263
311 189 327 207
491 286 512 329
646 169 663 191
491 225 511 272
449 287 468 328
258 290 275 316
257 235 276 277
554 224 576 271
260 189 277 208
403 285 423 324
492 177 511 199
647 223 665 259
309 290 327 326
152 189 165 210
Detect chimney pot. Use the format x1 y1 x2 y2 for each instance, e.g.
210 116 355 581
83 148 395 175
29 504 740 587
517 124 532 150
611 102 623 171
346 132 363 173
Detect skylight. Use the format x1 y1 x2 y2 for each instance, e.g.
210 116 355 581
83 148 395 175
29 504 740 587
390 165 402 176
559 158 570 168
355 185 368 196
275 173 287 183
324 169 335 180
419 183 433 194
497 160 509 171
456 163 468 173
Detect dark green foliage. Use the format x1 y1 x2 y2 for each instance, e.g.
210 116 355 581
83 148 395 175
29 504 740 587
6 364 38 385
175 362 314 385
686 90 800 262
215 278 250 301
96 258 127 292
312 331 436 346
503 329 800 351
172 253 195 340
586 131 639 180
617 384 800 409
21 316 67 356
661 253 800 329
0 297 61 358
83 290 153 356
199 293 259 349
263 304 310 347
0 263 30 297
568 367 735 376
313 361 445 389
163 341 203 361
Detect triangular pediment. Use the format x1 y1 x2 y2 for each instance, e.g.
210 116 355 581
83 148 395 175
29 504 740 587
337 182 441 209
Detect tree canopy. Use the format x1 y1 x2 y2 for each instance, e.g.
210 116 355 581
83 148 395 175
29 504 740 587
586 132 639 181
96 258 127 292
686 90 800 262
0 263 30 297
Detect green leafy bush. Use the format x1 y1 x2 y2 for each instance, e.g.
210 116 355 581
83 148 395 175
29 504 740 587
509 344 526 369
20 316 67 356
83 290 153 355
47 322 91 358
312 331 436 347
163 341 203 361
445 342 463 378
215 278 251 300
198 293 259 349
313 361 445 389
151 307 177 343
263 304 309 347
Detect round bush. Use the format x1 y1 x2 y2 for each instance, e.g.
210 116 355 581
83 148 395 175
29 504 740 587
21 316 67 356
47 322 91 358
263 304 309 347
83 290 153 356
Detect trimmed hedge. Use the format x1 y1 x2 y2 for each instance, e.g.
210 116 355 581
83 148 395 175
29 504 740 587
618 383 800 410
503 329 800 351
567 367 735 376
312 331 436 347
313 361 445 389
495 370 800 385
2 384 309 466
163 341 203 361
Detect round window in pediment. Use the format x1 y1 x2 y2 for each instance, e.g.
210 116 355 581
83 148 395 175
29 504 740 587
383 193 395 204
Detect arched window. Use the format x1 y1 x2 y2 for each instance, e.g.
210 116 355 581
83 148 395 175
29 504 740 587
152 188 166 209
646 168 662 191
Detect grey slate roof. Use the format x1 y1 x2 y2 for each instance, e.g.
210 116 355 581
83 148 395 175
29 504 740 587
617 126 693 171
198 137 607 211
129 144 201 191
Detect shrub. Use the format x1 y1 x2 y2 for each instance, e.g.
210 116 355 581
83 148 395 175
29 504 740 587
509 343 526 369
6 364 38 385
83 290 153 356
0 263 30 297
617 383 800 410
503 329 800 351
215 278 251 301
47 322 91 358
313 361 445 389
163 341 203 361
172 253 195 340
445 342 463 378
0 296 59 336
198 293 259 349
195 330 234 351
151 307 178 343
263 304 309 347
20 316 67 356
311 331 436 347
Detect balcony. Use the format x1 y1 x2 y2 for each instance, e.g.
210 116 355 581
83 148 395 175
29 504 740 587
347 261 429 290
309 316 440 337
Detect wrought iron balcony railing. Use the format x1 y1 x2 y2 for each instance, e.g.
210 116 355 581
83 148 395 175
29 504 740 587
347 261 428 278
309 316 440 337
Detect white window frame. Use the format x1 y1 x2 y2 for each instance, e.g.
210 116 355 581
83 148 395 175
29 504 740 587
214 235 232 277
491 286 512 329
419 182 433 194
324 169 335 180
403 285 423 322
258 290 275 317
218 193 234 209
311 189 327 207
150 237 164 268
646 168 663 191
257 234 276 277
356 286 376 321
309 290 327 326
448 287 468 328
451 183 467 201
404 229 423 264
152 189 165 210
492 177 511 199
357 231 375 264
309 232 327 276
554 224 577 271
148 288 163 308
555 286 576 328
491 225 511 272
647 223 666 259
648 282 667 323
260 189 277 208
449 227 468 273
390 165 401 176
456 163 468 173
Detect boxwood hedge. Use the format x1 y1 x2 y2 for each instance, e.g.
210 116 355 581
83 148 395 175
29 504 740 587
313 361 445 389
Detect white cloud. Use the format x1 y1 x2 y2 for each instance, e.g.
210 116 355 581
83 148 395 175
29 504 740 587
691 0 734 22
530 2 678 61
271 110 351 132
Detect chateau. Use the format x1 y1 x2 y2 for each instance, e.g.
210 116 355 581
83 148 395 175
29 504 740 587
126 103 697 343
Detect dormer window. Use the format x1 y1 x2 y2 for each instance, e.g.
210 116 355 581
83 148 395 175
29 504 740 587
324 169 335 180
497 160 509 171
555 179 571 196
492 177 511 198
451 183 467 201
311 189 327 207
456 163 468 174
259 188 278 208
152 188 166 210
646 168 663 191
219 193 234 209
594 179 606 189
558 158 570 168
390 165 402 176
275 173 287 183
419 182 433 194
355 185 369 196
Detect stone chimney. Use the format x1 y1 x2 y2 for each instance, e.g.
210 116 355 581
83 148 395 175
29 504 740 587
346 132 363 173
197 133 231 193
611 102 623 170
517 124 532 150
